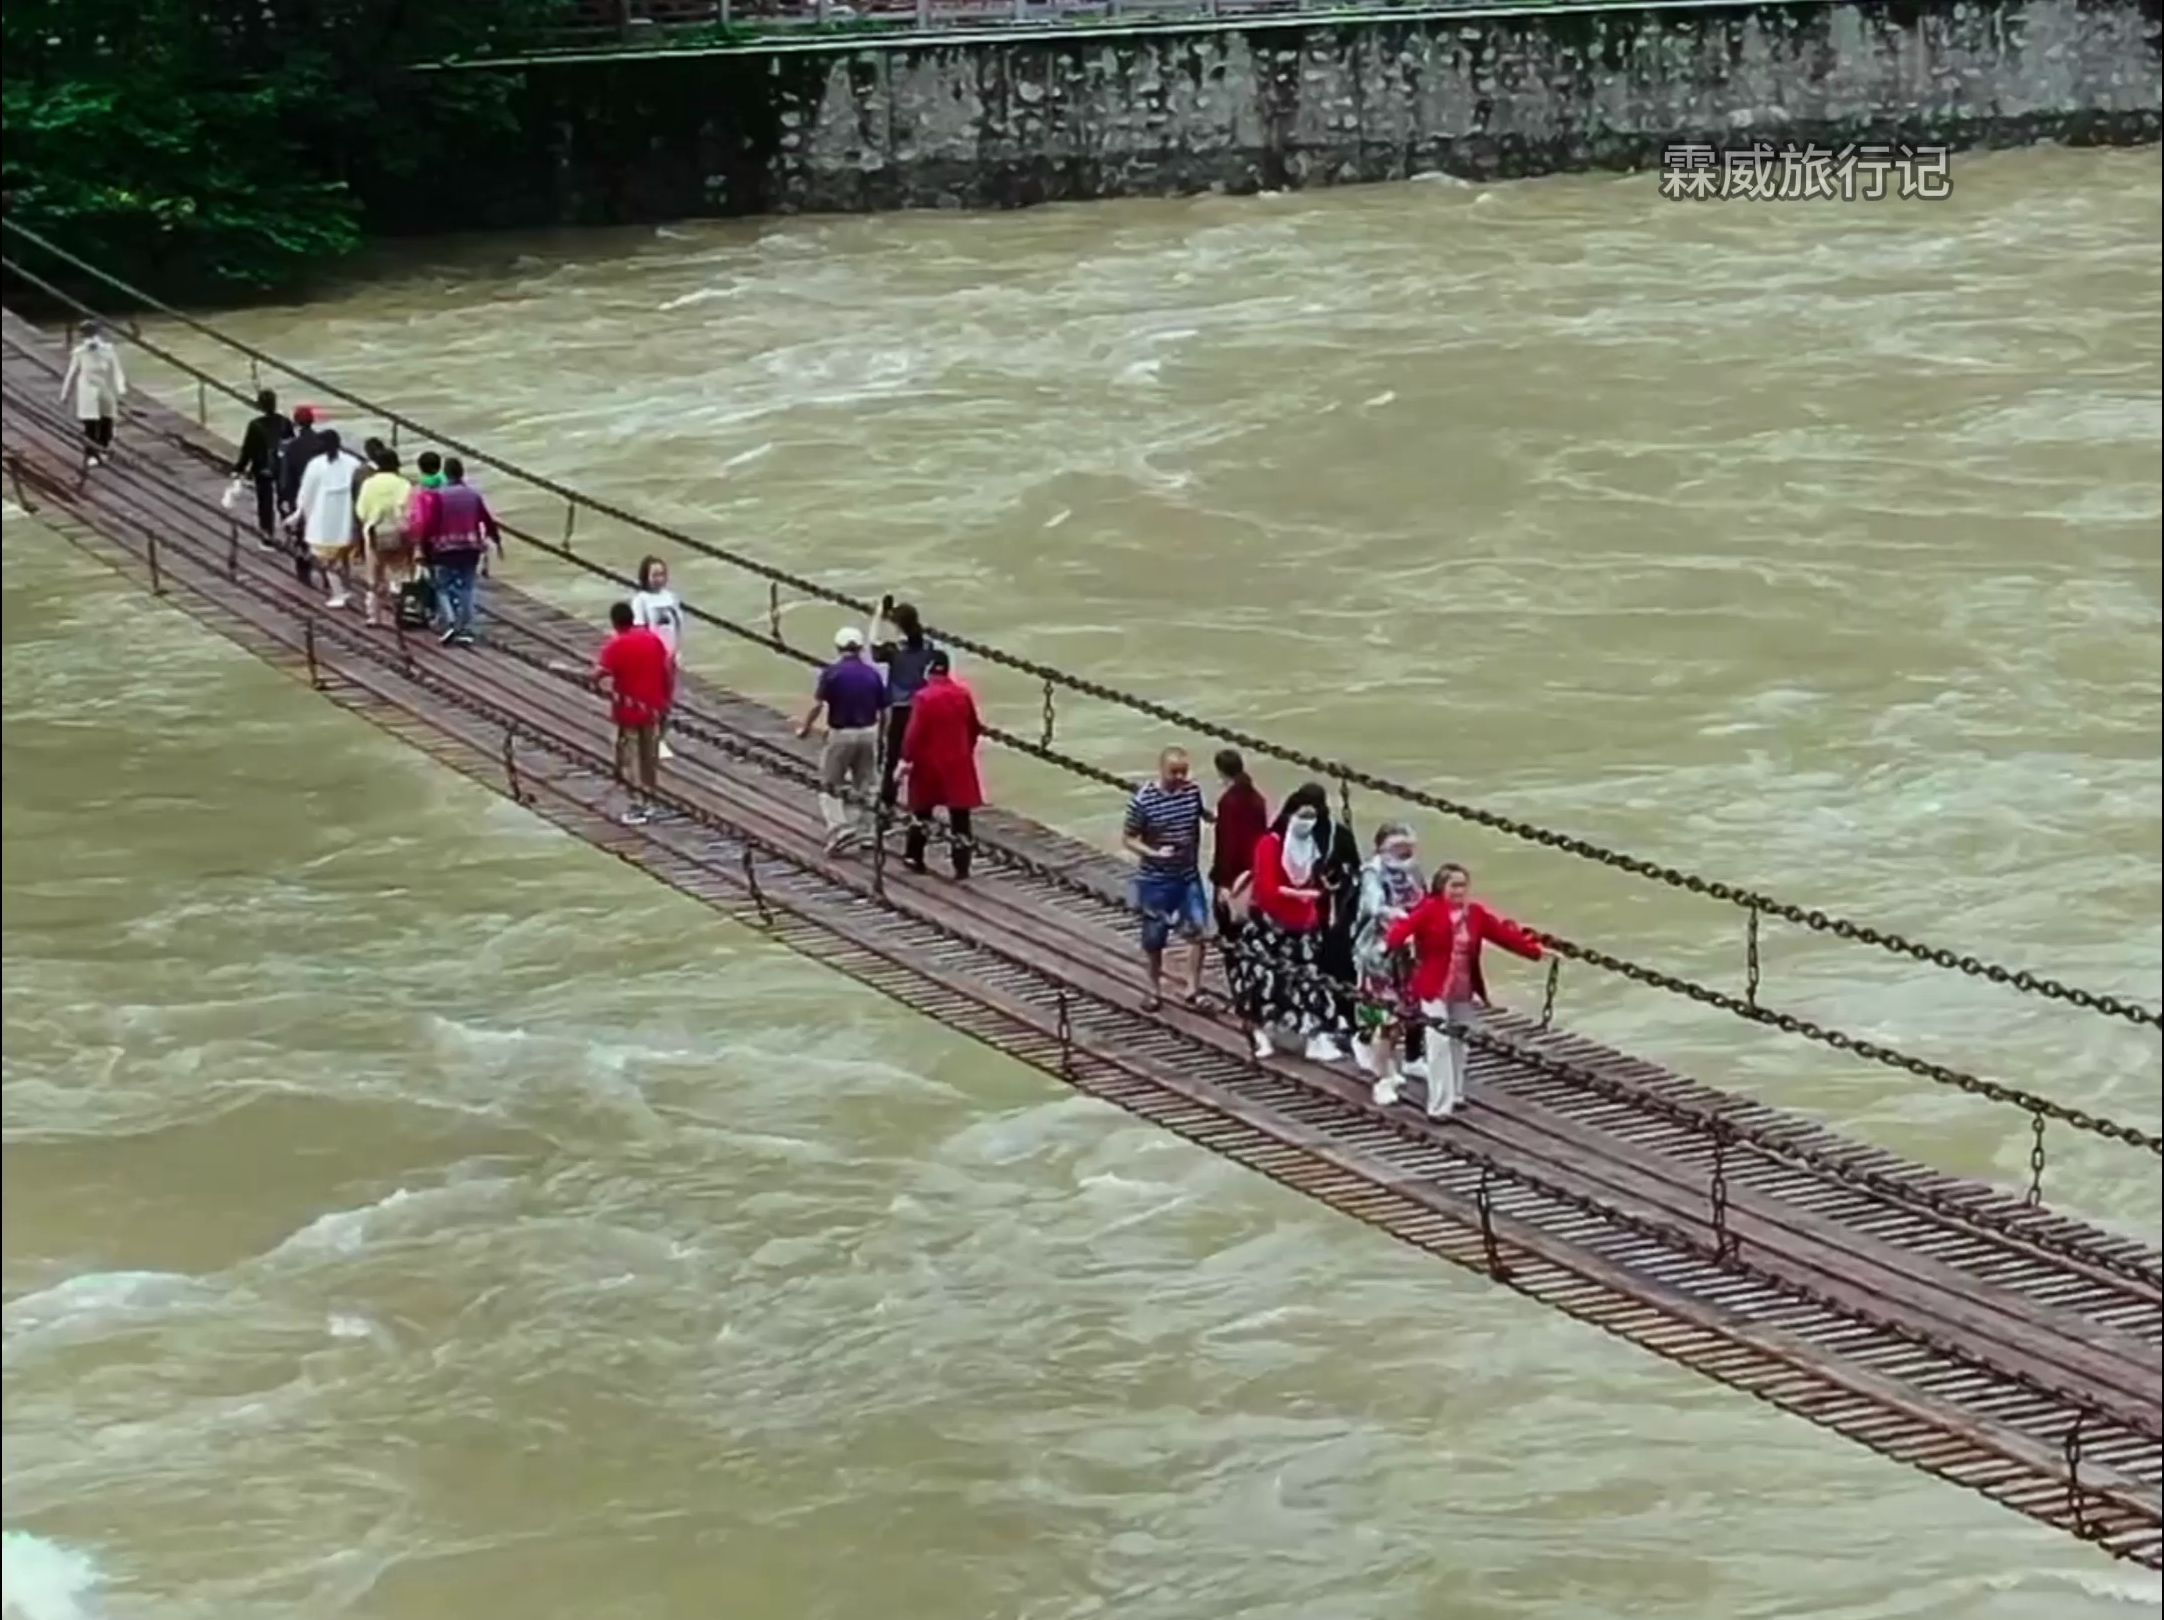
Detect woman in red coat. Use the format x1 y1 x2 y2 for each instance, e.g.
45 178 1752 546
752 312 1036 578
1235 782 1355 1064
1383 862 1543 1119
898 650 984 879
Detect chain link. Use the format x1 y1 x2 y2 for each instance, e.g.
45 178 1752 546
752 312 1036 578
13 230 2157 1032
767 582 782 645
1040 677 1056 750
2026 1112 2048 1210
1542 931 2163 1156
1745 903 1762 1010
501 727 525 805
1539 957 1560 1031
2064 1411 2092 1541
1710 1119 1739 1265
741 847 772 928
1476 1164 1508 1280
1056 986 1074 1077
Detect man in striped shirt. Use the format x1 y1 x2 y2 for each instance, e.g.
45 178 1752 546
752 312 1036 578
1123 746 1211 1011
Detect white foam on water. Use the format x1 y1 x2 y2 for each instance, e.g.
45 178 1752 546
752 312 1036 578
657 283 738 312
3 1271 207 1359
0 1531 101 1620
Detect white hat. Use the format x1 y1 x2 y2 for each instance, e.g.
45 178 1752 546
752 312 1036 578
834 625 865 650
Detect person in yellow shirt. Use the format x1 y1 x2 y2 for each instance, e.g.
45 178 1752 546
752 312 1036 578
352 446 417 628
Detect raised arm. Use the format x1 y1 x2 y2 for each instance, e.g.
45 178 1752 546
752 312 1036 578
1480 907 1545 962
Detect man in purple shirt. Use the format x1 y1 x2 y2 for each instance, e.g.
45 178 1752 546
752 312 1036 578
420 455 504 646
795 625 888 853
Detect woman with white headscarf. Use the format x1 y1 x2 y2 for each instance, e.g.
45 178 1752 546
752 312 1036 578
1351 820 1426 1105
1237 781 1356 1063
59 321 127 460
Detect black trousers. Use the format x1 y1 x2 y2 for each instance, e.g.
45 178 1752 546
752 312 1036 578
904 806 972 878
251 473 278 538
878 703 912 807
80 416 113 449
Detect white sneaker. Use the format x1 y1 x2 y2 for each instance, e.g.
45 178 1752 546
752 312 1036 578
1304 1034 1345 1064
1371 1076 1402 1108
326 590 349 610
1250 1029 1274 1061
1401 1057 1429 1081
659 740 677 761
1352 1038 1378 1076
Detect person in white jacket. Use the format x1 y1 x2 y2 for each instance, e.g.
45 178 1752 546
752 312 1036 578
59 322 127 461
286 430 367 610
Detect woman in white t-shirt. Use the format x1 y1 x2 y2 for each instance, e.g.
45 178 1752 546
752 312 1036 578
630 556 684 754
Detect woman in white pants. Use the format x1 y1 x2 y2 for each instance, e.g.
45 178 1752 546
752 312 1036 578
1384 863 1546 1119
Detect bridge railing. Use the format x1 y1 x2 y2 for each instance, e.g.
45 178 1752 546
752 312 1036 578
3 217 2160 1059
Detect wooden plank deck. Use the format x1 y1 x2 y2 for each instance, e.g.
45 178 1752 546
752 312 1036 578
3 306 2158 1566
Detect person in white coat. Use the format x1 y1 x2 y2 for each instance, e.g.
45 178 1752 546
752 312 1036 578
59 322 127 460
286 430 368 610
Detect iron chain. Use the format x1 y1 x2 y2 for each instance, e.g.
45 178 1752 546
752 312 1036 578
1475 1164 1508 1280
2064 1411 2092 1540
741 847 772 928
1710 1119 1739 1265
1539 958 1560 1031
2026 1112 2048 1209
1745 904 1762 1010
1040 678 1056 750
1543 931 2163 1156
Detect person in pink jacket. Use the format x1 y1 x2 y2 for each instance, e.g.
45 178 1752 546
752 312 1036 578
1384 862 1544 1119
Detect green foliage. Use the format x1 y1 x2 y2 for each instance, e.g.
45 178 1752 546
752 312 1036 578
1 0 571 294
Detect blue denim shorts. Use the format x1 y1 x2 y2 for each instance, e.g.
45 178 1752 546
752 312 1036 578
1135 871 1210 953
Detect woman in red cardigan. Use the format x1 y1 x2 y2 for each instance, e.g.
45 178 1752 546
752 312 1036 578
1383 862 1543 1119
1236 783 1356 1064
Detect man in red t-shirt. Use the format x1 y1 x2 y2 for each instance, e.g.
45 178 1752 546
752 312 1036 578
594 600 673 824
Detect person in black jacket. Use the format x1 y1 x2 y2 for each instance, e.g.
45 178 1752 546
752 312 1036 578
275 405 327 582
231 389 292 545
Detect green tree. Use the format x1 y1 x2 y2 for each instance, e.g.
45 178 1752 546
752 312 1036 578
2 0 568 294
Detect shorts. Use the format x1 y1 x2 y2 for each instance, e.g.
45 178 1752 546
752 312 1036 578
1134 871 1210 954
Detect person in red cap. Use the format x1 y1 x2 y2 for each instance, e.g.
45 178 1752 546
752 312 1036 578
275 403 328 582
898 649 983 879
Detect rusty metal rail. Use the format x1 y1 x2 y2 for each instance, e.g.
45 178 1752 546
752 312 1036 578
4 309 2159 1568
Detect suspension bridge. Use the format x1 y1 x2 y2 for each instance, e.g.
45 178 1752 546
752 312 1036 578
2 226 2160 1569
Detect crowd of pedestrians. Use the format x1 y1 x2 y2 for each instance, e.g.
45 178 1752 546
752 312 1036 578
1124 751 1543 1118
69 318 1532 1124
224 392 505 640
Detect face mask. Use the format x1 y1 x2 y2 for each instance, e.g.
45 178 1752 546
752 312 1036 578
1381 853 1414 871
1289 812 1318 835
